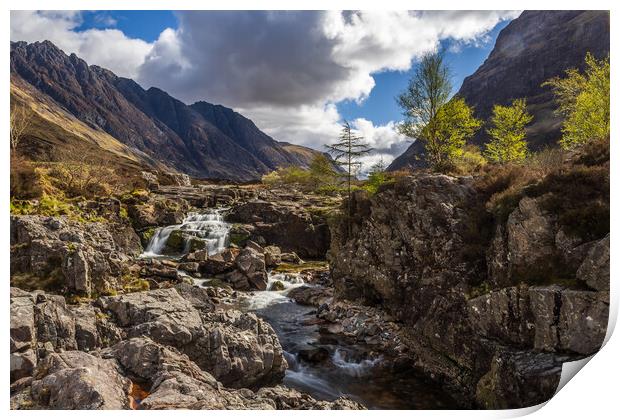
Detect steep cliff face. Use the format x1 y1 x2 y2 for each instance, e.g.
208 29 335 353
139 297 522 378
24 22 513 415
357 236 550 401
388 10 610 171
330 144 609 408
10 40 321 181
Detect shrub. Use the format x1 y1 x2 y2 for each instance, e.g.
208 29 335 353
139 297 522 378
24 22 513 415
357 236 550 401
484 98 533 163
47 162 118 198
10 155 42 200
452 145 487 175
543 53 610 148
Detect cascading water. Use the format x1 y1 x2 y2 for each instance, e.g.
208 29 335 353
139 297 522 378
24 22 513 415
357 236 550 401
142 209 230 257
240 271 458 409
138 208 456 408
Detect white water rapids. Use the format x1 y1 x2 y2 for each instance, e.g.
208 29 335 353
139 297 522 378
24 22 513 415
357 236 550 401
142 209 230 257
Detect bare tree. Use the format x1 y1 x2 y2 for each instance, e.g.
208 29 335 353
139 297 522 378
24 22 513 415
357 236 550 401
10 104 33 152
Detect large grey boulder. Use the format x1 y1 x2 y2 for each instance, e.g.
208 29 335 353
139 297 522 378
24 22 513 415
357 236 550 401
31 351 130 409
97 288 287 388
10 215 140 295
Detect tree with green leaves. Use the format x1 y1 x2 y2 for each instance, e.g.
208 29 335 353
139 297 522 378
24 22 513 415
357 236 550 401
421 98 482 170
543 53 610 149
325 121 372 224
397 51 452 140
308 153 338 190
363 157 390 195
484 98 533 163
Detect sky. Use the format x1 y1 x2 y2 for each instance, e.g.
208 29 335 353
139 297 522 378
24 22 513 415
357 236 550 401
10 10 519 170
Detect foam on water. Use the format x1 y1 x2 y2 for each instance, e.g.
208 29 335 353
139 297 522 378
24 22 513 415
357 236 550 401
141 209 230 257
243 272 305 310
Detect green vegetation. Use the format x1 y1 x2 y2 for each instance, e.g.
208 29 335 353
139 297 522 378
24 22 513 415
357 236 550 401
397 52 481 171
485 99 533 163
262 154 340 194
544 53 610 148
422 98 481 170
325 121 373 205
397 51 452 140
362 159 393 195
452 145 487 175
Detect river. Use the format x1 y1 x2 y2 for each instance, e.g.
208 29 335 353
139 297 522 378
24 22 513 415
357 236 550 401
141 208 457 409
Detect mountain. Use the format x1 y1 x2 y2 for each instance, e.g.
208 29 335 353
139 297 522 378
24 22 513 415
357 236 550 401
388 10 610 171
10 40 321 181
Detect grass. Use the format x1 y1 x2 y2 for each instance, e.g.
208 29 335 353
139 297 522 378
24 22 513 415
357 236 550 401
273 260 329 273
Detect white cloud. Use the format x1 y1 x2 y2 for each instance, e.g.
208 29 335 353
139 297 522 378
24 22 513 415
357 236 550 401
10 10 519 168
10 10 153 79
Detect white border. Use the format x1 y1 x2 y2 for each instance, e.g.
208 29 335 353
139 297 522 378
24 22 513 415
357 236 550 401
2 1 618 419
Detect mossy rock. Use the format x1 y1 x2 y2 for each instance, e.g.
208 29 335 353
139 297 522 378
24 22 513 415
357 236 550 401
187 237 207 253
140 227 157 248
164 229 185 253
229 232 250 247
269 280 286 291
274 261 329 273
201 278 233 290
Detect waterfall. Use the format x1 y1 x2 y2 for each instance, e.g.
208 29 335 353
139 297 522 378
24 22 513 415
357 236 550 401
142 209 230 257
242 272 305 310
331 350 382 377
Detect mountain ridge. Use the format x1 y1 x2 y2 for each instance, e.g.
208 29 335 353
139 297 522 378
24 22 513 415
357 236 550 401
10 40 321 181
388 10 610 171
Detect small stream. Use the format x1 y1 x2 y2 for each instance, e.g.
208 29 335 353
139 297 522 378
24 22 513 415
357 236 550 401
141 208 457 409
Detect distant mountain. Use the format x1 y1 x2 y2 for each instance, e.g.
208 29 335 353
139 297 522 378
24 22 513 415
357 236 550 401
388 10 610 171
10 40 322 181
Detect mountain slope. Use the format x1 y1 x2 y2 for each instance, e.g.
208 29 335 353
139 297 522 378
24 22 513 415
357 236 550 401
10 40 321 181
388 10 610 171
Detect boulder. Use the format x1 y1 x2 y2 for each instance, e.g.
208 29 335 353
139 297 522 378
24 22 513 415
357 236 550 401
200 248 239 275
288 285 333 307
227 200 330 259
576 234 610 291
97 289 287 388
10 215 139 296
31 351 130 409
223 245 268 291
11 349 37 383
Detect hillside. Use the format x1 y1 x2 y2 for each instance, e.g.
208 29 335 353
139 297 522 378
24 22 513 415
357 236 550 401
10 40 322 181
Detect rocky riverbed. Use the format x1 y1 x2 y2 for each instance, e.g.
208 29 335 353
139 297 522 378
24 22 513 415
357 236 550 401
10 166 610 409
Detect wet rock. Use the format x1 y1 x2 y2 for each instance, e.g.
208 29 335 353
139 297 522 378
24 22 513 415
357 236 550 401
298 347 330 364
264 245 282 267
280 252 303 264
256 386 364 409
576 234 609 291
288 285 333 307
31 351 130 409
